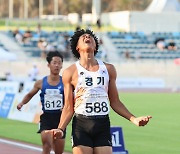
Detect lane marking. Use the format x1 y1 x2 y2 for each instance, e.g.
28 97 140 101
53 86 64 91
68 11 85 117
0 138 54 154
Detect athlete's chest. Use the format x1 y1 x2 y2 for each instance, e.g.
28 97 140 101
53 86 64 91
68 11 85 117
77 70 108 88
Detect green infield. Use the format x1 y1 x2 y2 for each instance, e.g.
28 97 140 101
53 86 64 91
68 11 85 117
0 92 180 154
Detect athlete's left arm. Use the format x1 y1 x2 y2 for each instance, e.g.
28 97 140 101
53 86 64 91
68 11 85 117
106 64 152 126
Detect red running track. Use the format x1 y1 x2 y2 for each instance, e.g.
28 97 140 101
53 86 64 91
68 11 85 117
0 138 71 154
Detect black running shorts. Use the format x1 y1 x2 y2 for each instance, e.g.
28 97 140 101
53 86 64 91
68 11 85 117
71 114 112 148
37 112 66 138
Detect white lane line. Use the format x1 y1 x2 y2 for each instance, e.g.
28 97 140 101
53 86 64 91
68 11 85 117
0 138 55 154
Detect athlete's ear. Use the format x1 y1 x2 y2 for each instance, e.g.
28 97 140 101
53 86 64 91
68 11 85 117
76 46 79 51
47 63 50 68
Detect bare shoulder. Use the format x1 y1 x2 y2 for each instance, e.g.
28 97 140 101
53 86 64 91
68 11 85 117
63 64 76 75
104 62 116 73
34 79 43 89
62 64 77 82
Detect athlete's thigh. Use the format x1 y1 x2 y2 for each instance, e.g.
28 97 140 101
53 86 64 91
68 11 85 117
53 139 65 154
73 145 93 154
93 117 112 147
94 146 112 154
72 116 93 147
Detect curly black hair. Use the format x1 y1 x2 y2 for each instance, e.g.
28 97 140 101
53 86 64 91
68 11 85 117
70 29 99 59
46 51 63 63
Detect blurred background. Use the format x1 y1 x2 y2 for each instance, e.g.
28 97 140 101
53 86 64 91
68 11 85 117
0 0 180 154
0 0 179 91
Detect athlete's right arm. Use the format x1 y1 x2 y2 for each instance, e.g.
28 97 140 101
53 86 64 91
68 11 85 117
52 66 75 139
58 67 75 131
52 65 76 139
17 80 42 111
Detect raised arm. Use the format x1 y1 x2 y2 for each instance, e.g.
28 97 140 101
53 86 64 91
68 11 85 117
17 80 41 111
107 64 152 126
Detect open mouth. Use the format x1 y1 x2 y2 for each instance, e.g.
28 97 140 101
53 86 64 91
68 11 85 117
84 39 91 43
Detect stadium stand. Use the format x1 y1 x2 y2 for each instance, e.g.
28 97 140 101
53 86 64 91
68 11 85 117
4 29 180 61
0 29 180 91
7 29 73 60
107 31 180 60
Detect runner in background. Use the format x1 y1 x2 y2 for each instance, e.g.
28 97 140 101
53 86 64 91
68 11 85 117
17 51 65 154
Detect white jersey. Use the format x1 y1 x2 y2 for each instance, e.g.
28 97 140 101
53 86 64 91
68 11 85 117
74 59 110 116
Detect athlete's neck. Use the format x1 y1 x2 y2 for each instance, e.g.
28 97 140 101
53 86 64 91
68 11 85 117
79 58 98 71
49 74 60 81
